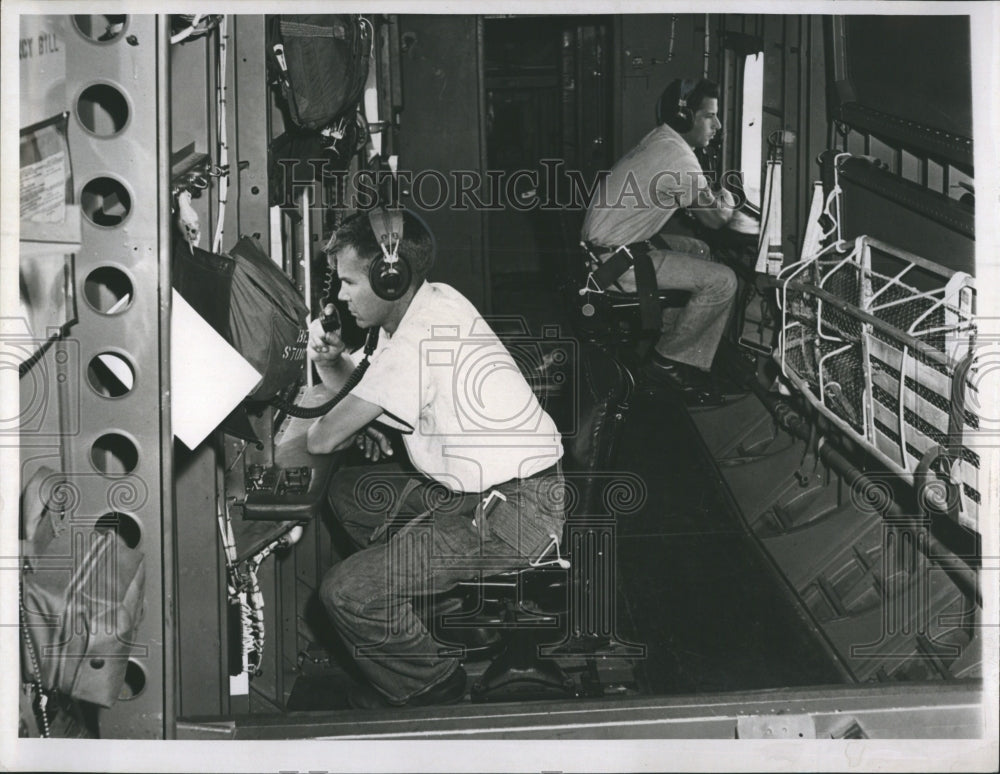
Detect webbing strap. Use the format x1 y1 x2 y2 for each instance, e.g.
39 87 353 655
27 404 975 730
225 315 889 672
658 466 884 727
584 241 663 332
589 249 633 289
631 247 660 332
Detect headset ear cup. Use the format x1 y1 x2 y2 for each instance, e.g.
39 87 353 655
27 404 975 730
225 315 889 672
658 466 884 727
367 206 411 300
369 254 412 301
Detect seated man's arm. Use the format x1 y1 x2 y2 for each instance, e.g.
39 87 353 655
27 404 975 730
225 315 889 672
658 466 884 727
305 315 385 454
306 393 384 455
688 185 737 230
307 316 356 394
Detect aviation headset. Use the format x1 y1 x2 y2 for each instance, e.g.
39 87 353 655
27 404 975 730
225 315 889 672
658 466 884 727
658 78 699 133
367 206 412 301
274 207 434 419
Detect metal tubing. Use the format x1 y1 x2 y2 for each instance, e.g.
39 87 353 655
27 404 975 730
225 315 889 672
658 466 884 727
301 188 313 387
768 275 954 368
748 376 980 607
157 13 177 740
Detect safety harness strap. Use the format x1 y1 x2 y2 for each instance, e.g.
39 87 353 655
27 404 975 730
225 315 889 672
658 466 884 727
631 246 660 332
583 235 671 333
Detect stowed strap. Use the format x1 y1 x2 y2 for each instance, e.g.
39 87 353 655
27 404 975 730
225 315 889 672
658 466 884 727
582 234 672 332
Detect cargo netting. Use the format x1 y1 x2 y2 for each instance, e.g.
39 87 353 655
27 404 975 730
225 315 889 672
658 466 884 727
775 234 978 530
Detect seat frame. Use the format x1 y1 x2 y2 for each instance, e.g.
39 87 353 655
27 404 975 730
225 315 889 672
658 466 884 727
437 345 639 702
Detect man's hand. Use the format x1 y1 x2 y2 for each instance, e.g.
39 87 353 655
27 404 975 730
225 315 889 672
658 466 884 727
717 186 738 211
355 424 394 462
308 316 346 367
691 184 737 230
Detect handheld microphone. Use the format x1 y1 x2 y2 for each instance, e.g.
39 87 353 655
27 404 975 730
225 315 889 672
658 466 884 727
320 303 341 334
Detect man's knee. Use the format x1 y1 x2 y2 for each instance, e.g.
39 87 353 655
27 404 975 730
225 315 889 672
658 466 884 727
691 262 737 307
319 563 345 614
718 264 738 299
320 555 367 617
690 238 711 259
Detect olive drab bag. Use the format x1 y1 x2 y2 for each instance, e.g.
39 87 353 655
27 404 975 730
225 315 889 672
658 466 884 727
227 235 310 402
20 468 146 709
267 15 372 131
171 235 310 404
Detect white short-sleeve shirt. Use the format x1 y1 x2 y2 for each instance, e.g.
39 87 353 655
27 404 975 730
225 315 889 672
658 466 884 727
348 281 563 494
581 123 710 248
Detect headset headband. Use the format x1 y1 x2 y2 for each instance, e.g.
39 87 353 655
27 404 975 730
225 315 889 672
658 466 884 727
678 78 697 109
368 207 404 265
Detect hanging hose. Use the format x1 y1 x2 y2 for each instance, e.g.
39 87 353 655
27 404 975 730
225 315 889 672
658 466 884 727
212 15 229 254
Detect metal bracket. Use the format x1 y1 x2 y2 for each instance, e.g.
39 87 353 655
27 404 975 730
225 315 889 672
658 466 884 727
170 146 212 199
736 712 817 739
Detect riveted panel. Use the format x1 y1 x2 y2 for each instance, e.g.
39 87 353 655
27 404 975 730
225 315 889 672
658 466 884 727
62 13 170 738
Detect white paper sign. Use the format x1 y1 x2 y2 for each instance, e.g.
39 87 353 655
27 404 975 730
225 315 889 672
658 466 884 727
20 150 66 222
19 15 66 129
170 290 261 449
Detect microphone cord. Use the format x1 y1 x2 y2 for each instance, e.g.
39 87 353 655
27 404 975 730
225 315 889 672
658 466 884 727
269 327 379 419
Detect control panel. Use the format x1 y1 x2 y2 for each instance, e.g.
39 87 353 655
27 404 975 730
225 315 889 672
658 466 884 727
245 463 313 496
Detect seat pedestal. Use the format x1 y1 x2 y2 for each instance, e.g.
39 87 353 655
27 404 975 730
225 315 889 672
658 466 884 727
471 604 576 702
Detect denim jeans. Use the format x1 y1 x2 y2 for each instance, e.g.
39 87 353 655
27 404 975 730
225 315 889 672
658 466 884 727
609 235 737 371
321 462 565 703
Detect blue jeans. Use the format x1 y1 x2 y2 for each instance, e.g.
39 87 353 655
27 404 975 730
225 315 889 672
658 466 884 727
608 235 737 371
321 462 565 703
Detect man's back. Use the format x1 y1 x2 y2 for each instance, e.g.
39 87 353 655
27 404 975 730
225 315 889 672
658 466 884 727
582 123 704 248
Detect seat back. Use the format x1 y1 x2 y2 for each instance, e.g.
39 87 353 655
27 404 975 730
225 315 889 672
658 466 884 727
522 339 634 517
555 208 589 297
554 209 691 348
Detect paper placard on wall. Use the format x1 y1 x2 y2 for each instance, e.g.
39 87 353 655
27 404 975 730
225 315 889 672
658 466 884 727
171 290 261 449
20 113 81 245
19 15 67 130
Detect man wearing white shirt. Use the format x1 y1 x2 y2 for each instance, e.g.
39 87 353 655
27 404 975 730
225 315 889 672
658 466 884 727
582 78 738 403
307 210 565 708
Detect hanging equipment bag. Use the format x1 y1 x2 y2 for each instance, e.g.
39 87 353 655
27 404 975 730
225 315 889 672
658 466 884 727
226 235 310 402
172 235 310 404
267 15 372 131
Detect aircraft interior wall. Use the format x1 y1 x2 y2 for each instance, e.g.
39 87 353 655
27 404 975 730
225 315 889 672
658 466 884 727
8 8 992 751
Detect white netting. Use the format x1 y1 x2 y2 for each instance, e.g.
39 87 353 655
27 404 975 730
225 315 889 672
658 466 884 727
776 234 978 530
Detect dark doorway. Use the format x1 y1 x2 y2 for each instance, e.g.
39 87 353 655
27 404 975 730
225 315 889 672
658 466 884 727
484 16 612 327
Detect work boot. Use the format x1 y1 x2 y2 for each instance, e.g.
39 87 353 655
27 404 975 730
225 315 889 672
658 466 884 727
348 665 468 710
642 353 726 407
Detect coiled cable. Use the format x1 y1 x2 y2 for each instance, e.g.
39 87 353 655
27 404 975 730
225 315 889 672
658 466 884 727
270 327 379 419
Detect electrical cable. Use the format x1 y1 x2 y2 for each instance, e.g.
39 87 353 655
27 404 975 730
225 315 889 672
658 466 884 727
269 329 379 418
212 15 229 254
170 14 204 45
19 577 50 738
